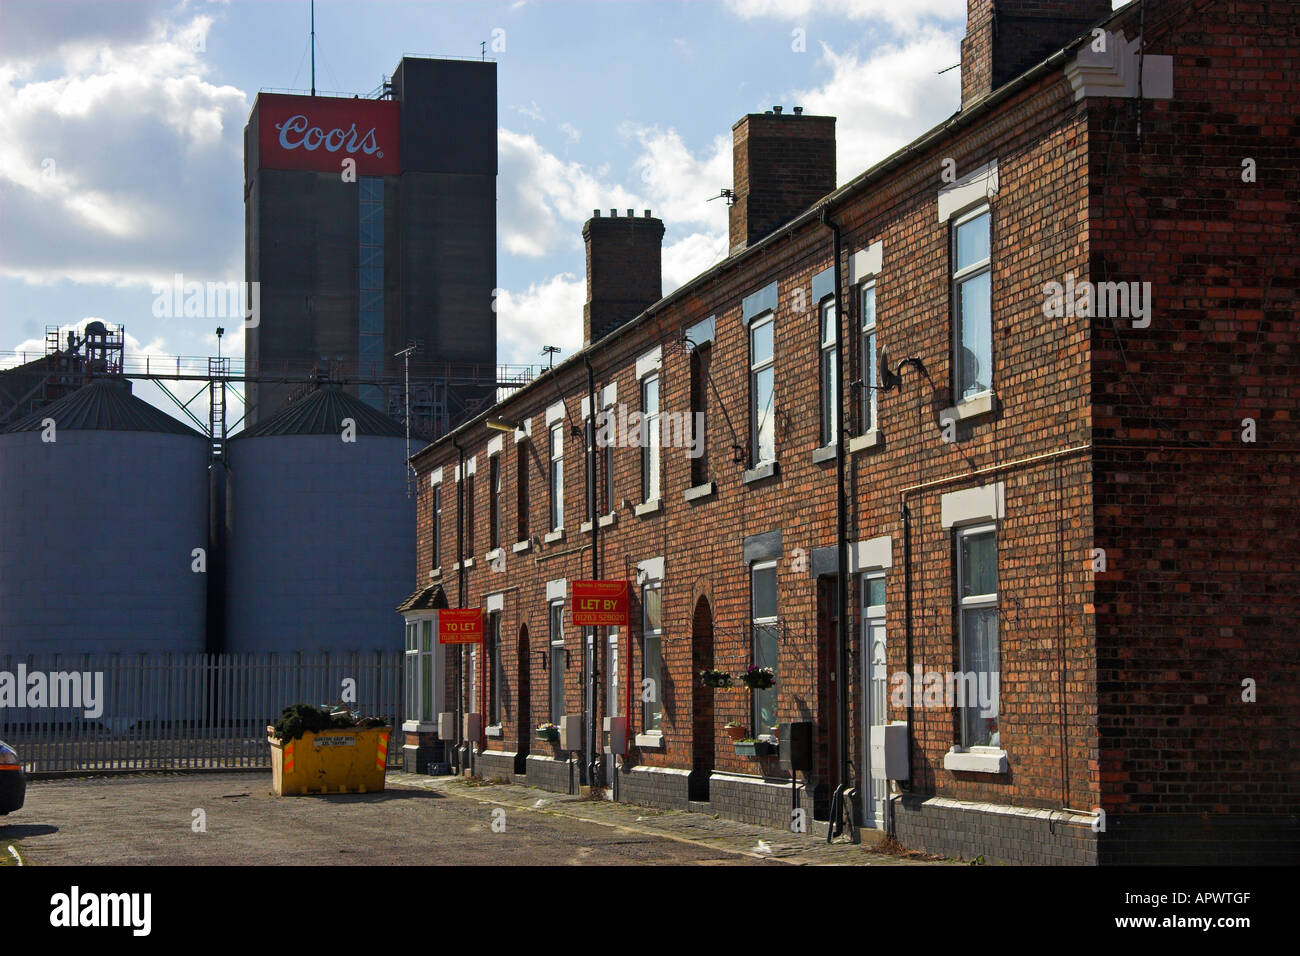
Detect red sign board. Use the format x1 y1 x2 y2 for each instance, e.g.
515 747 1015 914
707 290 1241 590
571 581 630 627
257 93 400 176
438 608 483 645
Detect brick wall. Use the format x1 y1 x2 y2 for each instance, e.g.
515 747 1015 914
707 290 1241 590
1086 0 1300 858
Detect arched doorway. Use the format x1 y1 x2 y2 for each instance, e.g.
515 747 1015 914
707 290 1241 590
690 596 714 801
515 623 531 774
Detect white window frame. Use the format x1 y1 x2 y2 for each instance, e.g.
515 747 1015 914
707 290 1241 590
750 559 779 736
951 205 993 403
860 280 878 434
403 616 438 726
640 372 661 503
749 313 776 466
549 423 564 532
549 599 565 723
819 298 838 447
956 522 999 750
641 578 664 734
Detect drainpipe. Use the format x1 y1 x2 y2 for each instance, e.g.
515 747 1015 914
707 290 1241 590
820 205 855 841
452 437 466 772
583 354 599 787
901 501 914 793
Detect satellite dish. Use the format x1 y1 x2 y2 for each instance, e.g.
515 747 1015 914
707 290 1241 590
878 345 902 392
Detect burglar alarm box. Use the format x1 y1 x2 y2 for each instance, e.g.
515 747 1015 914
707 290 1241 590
869 722 909 779
437 712 456 739
558 714 582 751
463 712 482 740
778 721 813 771
603 715 627 755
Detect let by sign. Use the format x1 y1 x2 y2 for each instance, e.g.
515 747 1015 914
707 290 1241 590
571 580 630 627
438 608 483 644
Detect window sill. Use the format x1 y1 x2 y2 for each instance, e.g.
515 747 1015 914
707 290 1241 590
512 539 532 554
849 429 883 454
452 558 475 571
485 547 504 565
598 512 618 528
943 746 1008 774
634 732 664 750
683 481 715 502
940 391 998 425
402 721 439 733
742 461 779 485
485 724 503 739
634 498 662 517
543 529 565 545
428 567 442 579
811 443 838 465
579 520 593 533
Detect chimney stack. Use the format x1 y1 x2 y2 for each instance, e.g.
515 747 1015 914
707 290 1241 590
728 108 836 255
582 210 665 345
961 0 1112 109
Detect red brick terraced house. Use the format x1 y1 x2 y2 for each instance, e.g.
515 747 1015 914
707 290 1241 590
398 0 1299 865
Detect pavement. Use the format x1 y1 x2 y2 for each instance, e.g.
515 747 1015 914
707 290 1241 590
0 770 947 866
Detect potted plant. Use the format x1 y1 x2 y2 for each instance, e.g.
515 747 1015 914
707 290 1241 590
535 722 560 742
733 738 775 758
739 665 776 690
700 668 734 689
724 721 747 741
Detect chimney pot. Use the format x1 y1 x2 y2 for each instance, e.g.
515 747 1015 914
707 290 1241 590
609 208 616 217
793 106 803 115
593 209 600 217
772 105 783 114
644 209 651 218
626 208 633 217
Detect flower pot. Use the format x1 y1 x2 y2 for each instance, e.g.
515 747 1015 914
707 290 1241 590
724 725 747 741
733 740 775 758
740 677 775 690
536 728 559 742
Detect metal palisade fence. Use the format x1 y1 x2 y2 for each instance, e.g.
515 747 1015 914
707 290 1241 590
0 652 405 773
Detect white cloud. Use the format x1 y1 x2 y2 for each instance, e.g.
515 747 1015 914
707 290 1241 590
558 122 581 145
724 0 964 30
789 30 963 183
0 8 248 288
495 273 586 366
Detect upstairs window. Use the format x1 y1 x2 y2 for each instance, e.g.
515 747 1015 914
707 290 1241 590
549 424 564 531
489 455 501 550
860 281 877 433
516 442 529 543
819 298 838 447
641 373 661 502
431 484 442 569
463 472 475 558
952 206 992 402
749 315 776 466
689 343 710 487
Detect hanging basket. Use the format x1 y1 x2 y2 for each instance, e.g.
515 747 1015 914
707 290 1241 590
699 669 734 689
739 666 775 690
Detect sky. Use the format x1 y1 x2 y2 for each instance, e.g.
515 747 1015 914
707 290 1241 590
0 0 1125 424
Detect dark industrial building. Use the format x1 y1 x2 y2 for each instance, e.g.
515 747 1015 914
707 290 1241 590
243 56 498 432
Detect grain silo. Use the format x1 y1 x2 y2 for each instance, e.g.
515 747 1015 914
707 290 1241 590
223 385 420 654
0 378 209 655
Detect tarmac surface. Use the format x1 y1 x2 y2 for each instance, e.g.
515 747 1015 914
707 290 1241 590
1 770 947 866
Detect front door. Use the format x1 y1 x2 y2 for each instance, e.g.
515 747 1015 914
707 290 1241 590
861 574 888 828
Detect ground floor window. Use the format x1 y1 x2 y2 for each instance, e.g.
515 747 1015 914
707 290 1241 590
751 560 779 735
404 618 436 724
549 601 565 723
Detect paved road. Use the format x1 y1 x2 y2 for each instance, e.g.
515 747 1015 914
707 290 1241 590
2 772 774 866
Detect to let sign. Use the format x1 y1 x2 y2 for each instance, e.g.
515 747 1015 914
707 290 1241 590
571 581 630 627
438 609 483 644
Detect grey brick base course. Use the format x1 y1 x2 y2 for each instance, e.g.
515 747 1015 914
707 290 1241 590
615 763 693 810
525 753 579 794
892 795 1098 865
475 748 522 781
707 771 814 830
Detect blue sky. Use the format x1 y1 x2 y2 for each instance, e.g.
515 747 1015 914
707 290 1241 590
0 0 1124 422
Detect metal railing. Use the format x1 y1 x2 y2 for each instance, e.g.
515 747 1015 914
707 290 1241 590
0 652 405 774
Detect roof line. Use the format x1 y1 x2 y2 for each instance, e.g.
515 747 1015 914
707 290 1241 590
414 6 1123 463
